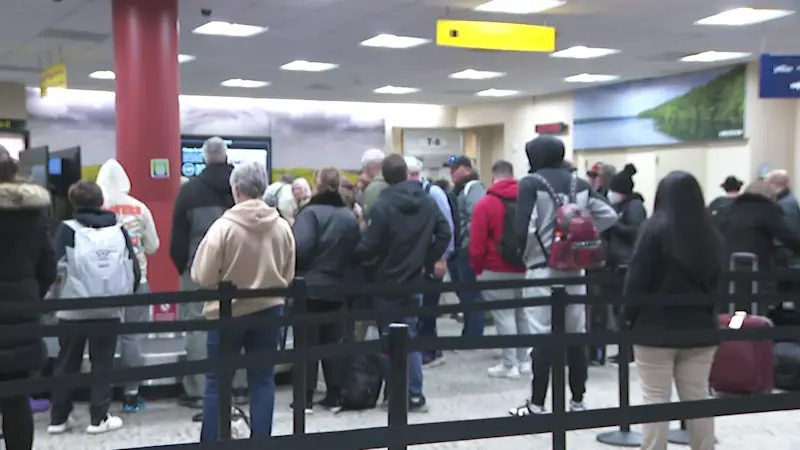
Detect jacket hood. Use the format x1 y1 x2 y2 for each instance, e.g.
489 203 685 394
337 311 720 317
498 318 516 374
487 178 519 200
96 159 131 195
307 189 346 207
0 181 51 210
198 163 235 196
74 207 119 228
223 199 281 232
525 136 565 173
381 180 427 213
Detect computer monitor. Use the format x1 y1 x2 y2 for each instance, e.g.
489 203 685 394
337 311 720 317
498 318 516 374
18 146 49 188
49 146 82 224
180 135 272 181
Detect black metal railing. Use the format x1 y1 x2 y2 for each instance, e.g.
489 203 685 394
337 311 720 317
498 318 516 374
1 270 799 449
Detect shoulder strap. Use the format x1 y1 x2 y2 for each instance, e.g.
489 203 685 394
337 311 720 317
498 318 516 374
424 183 432 194
531 174 563 207
64 219 80 231
488 191 512 206
464 180 479 197
569 174 578 204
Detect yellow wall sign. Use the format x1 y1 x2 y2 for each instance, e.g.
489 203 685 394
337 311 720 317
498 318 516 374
436 20 555 53
40 61 67 98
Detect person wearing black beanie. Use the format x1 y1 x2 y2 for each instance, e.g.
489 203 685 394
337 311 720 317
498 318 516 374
605 163 647 364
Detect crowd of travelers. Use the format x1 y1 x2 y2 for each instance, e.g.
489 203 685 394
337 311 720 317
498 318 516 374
1 132 800 450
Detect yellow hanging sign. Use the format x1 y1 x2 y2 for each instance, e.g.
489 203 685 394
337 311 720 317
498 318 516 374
40 61 68 98
436 19 556 53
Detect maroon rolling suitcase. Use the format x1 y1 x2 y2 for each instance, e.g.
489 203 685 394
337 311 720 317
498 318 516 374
709 253 774 395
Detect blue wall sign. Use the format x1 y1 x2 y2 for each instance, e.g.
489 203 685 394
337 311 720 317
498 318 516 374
759 54 800 98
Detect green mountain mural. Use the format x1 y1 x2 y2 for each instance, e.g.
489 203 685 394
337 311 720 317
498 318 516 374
637 65 746 141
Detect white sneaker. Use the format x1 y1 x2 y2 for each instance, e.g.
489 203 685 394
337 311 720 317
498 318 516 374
487 364 521 379
86 414 123 434
570 400 587 412
47 416 76 435
509 401 548 416
519 361 532 375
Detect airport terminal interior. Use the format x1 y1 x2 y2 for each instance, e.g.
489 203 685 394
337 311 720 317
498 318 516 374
0 0 800 448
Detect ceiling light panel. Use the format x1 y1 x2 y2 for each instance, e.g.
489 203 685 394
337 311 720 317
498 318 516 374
680 51 751 63
476 88 519 97
564 73 619 83
192 21 267 37
695 8 794 26
374 85 420 94
450 69 506 80
550 46 619 59
220 78 270 88
280 60 339 72
178 54 196 63
360 34 430 49
474 0 566 14
89 70 115 80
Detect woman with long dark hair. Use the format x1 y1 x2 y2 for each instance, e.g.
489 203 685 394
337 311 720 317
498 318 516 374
623 171 724 450
0 145 57 450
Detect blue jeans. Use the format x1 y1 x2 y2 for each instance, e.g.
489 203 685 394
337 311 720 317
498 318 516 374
416 278 442 359
447 253 485 336
376 296 424 398
201 305 283 441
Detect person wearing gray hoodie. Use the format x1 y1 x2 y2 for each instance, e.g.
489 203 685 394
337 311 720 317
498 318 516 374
509 136 617 417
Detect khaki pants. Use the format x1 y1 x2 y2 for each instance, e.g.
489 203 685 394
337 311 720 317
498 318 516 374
634 345 718 450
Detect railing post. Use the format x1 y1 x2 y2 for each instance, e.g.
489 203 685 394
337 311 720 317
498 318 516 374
550 286 567 450
596 336 641 447
291 278 308 436
217 281 235 440
387 323 410 450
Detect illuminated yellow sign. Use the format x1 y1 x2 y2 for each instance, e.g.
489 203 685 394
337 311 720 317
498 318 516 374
40 61 67 98
436 20 556 53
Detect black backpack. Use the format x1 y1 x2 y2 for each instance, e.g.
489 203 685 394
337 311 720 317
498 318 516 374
489 192 525 268
338 353 384 411
425 183 461 248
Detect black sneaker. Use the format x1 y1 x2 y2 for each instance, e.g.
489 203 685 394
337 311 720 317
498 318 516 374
290 399 314 415
316 395 342 410
409 396 429 413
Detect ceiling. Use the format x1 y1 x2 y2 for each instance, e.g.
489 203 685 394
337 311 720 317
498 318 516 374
0 0 798 106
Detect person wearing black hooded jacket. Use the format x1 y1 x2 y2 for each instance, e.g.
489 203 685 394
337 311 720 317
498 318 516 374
509 136 617 417
356 154 451 413
604 164 647 364
0 146 56 450
169 137 239 409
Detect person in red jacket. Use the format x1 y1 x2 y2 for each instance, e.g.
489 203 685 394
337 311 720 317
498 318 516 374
469 160 530 379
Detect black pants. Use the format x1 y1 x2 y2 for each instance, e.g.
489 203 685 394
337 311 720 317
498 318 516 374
0 372 34 450
305 300 345 398
531 344 587 407
50 318 118 426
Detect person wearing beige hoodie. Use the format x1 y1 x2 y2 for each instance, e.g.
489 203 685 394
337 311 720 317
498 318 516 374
191 161 295 441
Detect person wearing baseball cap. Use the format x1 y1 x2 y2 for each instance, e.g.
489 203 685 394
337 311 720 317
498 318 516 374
447 155 488 337
586 162 617 197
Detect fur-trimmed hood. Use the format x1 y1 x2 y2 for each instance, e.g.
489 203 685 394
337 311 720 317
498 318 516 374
0 181 51 210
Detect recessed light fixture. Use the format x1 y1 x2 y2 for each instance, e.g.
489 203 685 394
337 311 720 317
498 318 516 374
475 0 565 14
475 88 519 97
89 70 116 80
450 69 506 80
88 54 195 80
680 51 752 63
280 60 339 72
192 21 267 37
220 78 270 88
374 85 420 95
550 46 619 59
360 34 430 49
695 7 794 26
564 73 619 83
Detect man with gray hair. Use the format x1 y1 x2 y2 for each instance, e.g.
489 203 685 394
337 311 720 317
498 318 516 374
170 136 246 410
191 161 294 440
361 148 388 216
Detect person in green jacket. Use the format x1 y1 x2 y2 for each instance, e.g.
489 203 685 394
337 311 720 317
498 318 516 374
361 148 389 218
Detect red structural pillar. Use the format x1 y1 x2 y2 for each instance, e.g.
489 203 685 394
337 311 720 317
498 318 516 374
112 0 180 292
